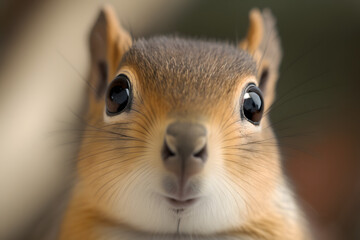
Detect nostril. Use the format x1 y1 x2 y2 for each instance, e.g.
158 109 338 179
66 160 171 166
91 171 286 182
162 140 175 160
193 144 207 161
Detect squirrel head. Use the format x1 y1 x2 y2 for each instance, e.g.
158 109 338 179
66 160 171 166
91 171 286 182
78 5 284 235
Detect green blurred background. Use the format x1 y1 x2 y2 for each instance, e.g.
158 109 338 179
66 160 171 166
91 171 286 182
1 0 359 239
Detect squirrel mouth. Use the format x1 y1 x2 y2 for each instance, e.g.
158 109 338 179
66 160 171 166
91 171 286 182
166 197 198 208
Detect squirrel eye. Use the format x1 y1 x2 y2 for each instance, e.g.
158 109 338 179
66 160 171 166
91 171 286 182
106 74 131 116
241 84 264 125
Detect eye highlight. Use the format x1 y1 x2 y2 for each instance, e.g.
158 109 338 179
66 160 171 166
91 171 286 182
106 74 131 116
241 84 264 125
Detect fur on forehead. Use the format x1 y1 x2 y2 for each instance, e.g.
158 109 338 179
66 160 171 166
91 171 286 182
121 36 257 105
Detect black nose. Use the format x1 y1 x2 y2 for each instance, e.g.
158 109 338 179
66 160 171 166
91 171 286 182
162 122 207 183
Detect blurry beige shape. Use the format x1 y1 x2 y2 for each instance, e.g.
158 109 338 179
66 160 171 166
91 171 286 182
0 0 192 239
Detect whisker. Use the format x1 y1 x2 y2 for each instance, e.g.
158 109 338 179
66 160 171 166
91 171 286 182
264 70 330 116
84 152 147 177
263 105 329 130
56 49 96 94
280 39 323 76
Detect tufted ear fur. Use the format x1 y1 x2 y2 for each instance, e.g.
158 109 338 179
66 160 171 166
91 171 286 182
88 5 132 100
239 9 282 111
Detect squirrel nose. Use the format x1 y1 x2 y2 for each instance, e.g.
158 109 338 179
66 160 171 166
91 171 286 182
162 122 207 182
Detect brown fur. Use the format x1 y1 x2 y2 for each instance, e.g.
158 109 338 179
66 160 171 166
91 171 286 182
59 5 311 240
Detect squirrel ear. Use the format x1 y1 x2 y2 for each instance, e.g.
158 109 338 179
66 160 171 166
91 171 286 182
89 5 132 99
239 9 282 110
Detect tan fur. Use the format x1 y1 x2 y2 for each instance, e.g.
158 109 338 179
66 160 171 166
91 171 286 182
239 9 282 111
239 9 263 55
59 5 311 240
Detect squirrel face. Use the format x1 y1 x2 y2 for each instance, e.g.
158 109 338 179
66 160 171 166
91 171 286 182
73 5 297 237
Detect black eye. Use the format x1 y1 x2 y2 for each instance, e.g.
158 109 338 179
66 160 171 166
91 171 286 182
241 84 264 125
106 74 131 115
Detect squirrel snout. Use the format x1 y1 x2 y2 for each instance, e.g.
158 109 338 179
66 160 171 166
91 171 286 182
162 122 207 183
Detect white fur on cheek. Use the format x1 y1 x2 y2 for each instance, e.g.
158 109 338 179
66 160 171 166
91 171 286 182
104 150 248 235
109 160 178 233
175 170 248 234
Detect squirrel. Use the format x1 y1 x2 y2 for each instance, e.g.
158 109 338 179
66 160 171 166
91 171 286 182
59 5 311 240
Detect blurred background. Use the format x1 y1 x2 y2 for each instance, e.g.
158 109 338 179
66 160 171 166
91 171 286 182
0 0 359 239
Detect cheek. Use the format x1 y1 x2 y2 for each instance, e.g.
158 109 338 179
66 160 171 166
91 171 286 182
79 147 145 203
75 123 151 210
219 120 282 212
